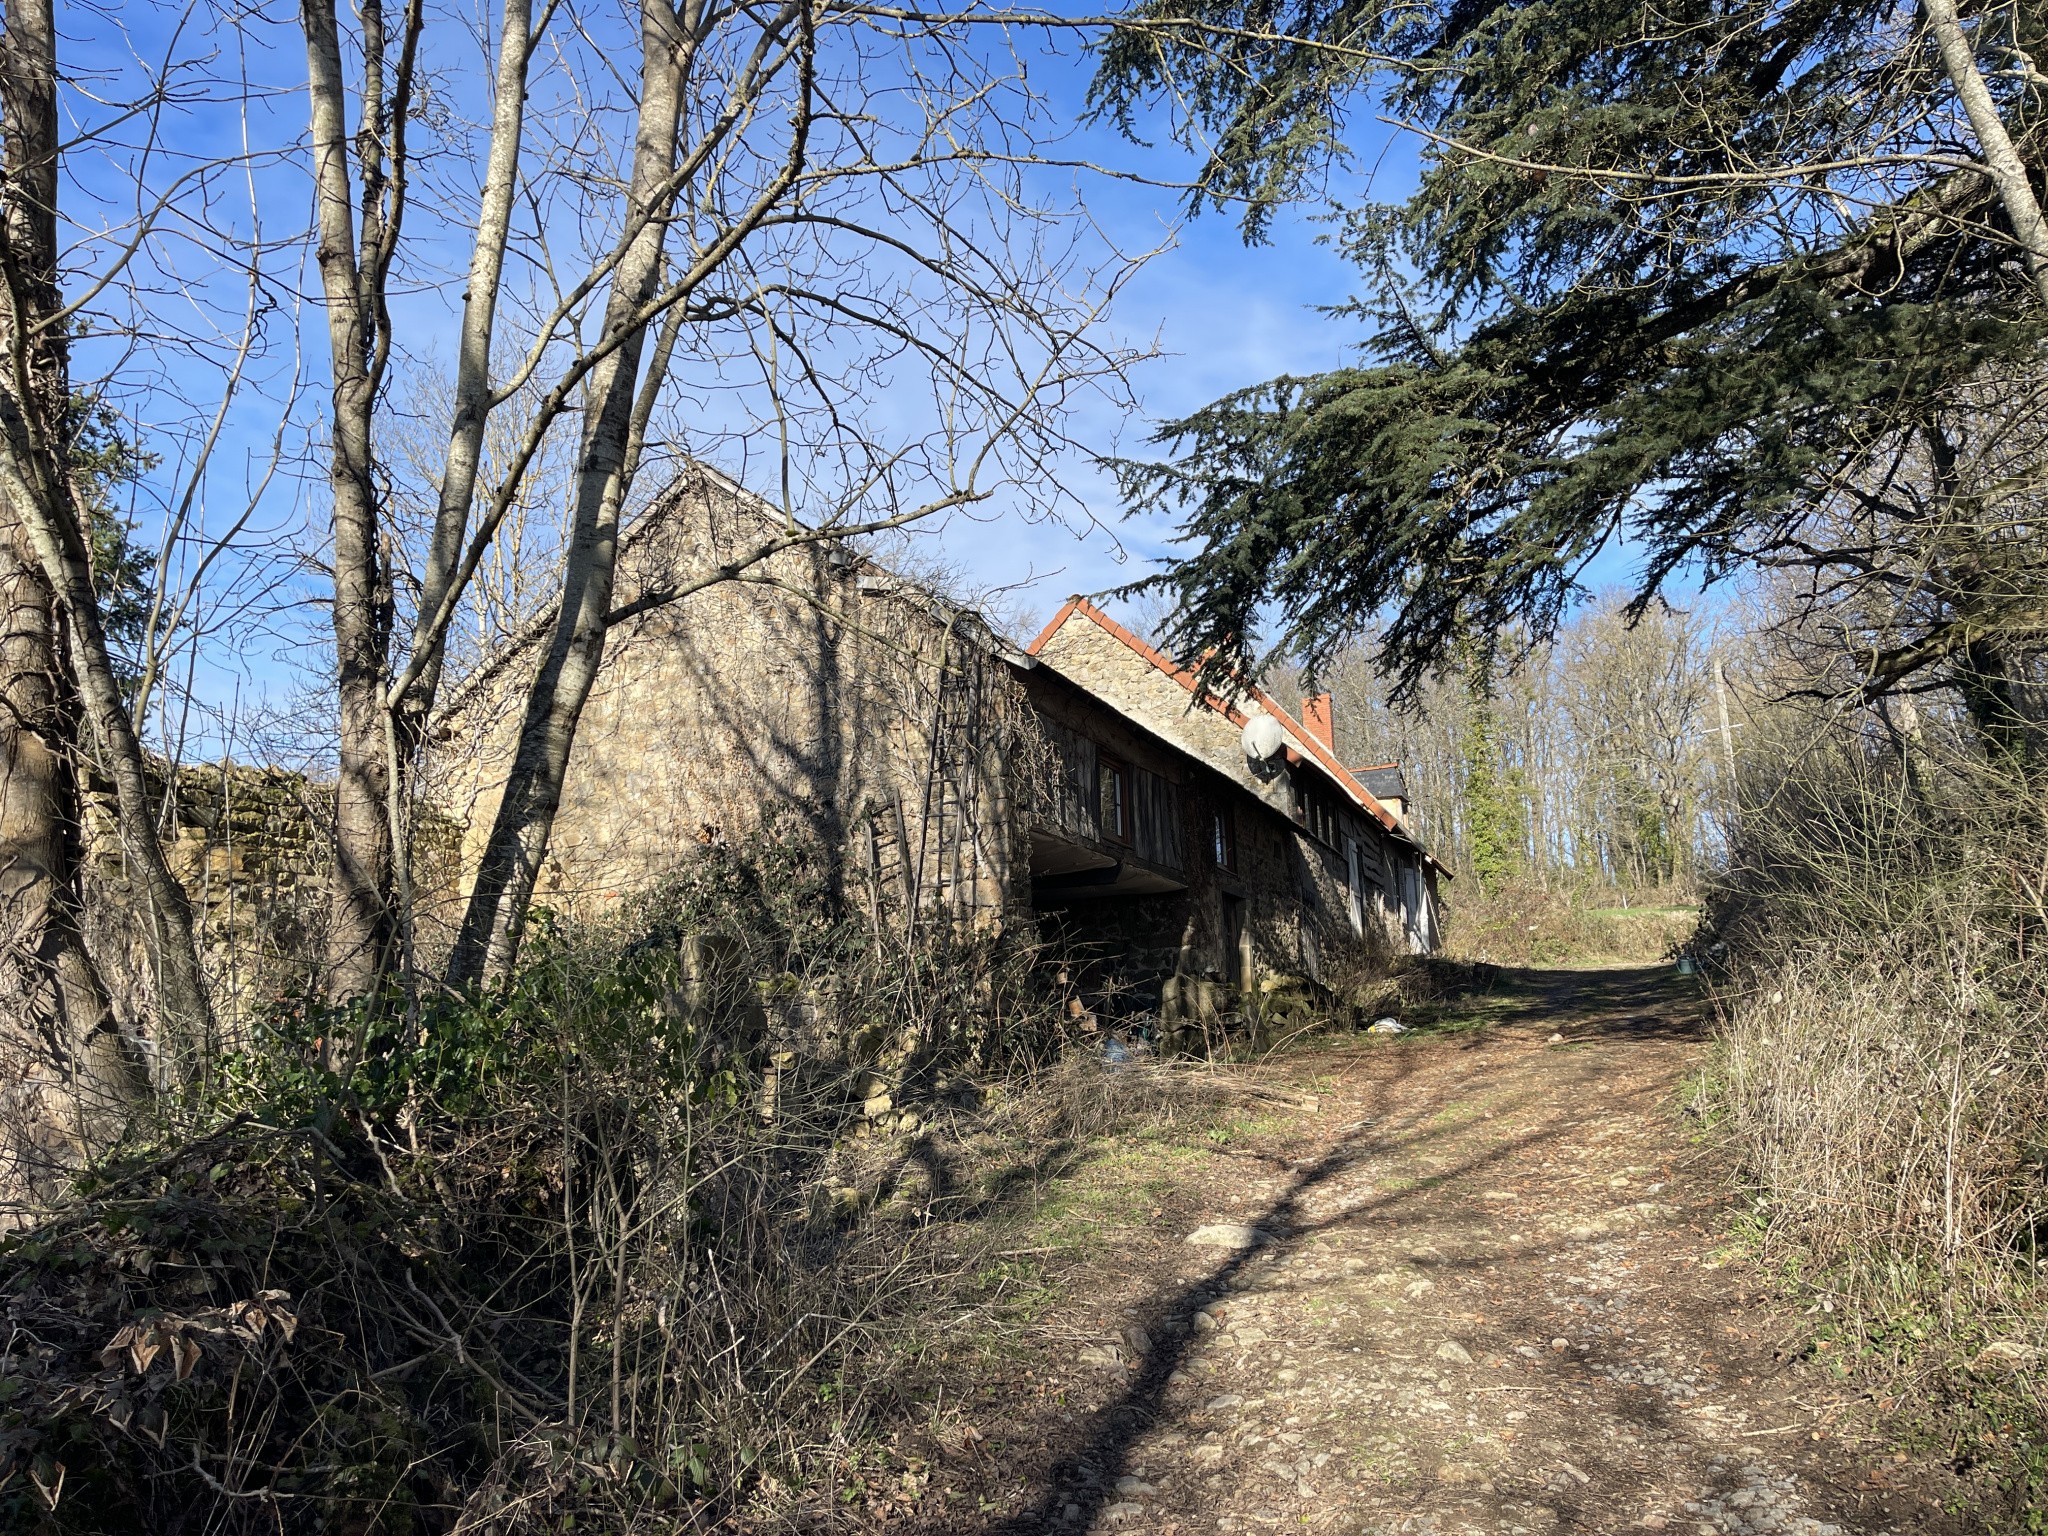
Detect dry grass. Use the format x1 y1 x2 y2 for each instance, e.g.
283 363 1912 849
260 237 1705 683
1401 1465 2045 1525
1446 876 1697 968
1714 947 2048 1329
1702 718 2048 1507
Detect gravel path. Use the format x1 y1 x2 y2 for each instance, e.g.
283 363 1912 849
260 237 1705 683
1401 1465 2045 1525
920 966 1968 1536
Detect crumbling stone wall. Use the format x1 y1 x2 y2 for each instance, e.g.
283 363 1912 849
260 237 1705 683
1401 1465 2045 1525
85 762 324 1030
86 763 461 1030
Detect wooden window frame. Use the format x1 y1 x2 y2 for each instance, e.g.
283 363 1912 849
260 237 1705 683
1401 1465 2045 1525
1212 804 1236 871
1293 770 1344 851
1098 754 1132 844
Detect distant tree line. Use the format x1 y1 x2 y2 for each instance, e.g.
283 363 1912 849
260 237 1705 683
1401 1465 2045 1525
1292 597 1728 899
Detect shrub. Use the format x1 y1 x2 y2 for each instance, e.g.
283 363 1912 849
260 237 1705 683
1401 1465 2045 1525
1703 716 2048 1518
0 818 1100 1533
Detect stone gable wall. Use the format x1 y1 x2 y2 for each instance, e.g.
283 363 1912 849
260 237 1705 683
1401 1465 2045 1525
435 483 1037 933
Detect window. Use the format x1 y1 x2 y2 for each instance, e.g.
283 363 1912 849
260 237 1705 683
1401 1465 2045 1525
1212 806 1236 871
1293 772 1339 847
1098 755 1130 842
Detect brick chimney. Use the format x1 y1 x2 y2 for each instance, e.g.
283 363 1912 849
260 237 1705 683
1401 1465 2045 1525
1302 692 1335 753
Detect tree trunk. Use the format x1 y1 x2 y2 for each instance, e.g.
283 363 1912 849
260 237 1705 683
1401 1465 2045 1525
0 453 220 1070
1712 656 1737 791
395 0 535 753
0 508 145 1190
448 0 689 987
1921 0 2048 304
302 0 396 1000
1958 638 2037 770
0 0 150 1191
1 0 214 1075
1876 688 1939 810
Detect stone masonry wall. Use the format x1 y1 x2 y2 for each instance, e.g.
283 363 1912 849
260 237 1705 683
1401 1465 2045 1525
436 476 1037 933
87 762 466 1028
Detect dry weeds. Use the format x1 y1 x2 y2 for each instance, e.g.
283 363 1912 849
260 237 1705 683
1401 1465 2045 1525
1704 718 2048 1505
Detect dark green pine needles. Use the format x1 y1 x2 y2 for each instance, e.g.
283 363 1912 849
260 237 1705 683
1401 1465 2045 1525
1092 0 2048 698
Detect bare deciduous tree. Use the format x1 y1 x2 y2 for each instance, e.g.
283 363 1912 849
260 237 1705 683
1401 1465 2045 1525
287 0 1152 993
1738 367 2048 767
0 0 222 1186
1317 597 1719 895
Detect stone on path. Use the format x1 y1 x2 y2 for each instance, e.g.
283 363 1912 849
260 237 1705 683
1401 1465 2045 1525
1969 1339 2039 1372
1185 1222 1270 1249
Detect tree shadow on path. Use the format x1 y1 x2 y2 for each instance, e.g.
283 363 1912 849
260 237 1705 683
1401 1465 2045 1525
981 962 1763 1536
970 962 1916 1536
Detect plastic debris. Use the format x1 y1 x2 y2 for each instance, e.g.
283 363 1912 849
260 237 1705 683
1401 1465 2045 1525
1366 1017 1406 1034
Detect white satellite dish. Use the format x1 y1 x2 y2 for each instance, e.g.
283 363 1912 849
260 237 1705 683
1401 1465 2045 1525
1241 713 1287 776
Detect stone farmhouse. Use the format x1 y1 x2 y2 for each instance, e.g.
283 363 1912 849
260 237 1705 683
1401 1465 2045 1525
1024 600 1440 1002
436 469 1441 1021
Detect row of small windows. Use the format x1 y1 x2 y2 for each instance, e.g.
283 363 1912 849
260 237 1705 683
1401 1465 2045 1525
1294 776 1341 847
1095 754 1353 873
1081 740 1393 945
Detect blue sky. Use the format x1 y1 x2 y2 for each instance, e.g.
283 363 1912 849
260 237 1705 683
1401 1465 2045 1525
908 56 1411 642
57 2 1657 757
60 8 1430 729
912 40 1666 646
915 201 1368 640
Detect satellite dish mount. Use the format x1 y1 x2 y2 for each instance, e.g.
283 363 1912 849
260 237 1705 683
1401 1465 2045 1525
1241 713 1286 780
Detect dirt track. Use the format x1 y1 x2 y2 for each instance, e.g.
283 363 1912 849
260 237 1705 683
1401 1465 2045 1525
895 966 1971 1536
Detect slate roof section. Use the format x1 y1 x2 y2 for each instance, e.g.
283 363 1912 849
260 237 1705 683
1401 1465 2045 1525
1356 763 1409 806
